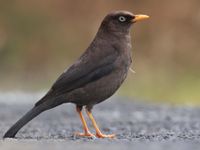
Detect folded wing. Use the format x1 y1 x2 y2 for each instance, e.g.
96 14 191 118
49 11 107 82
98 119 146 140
35 50 119 106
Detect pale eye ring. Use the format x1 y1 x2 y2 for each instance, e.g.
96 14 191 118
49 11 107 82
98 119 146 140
118 16 126 22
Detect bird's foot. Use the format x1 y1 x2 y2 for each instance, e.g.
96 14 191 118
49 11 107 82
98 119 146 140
74 132 95 138
96 132 115 138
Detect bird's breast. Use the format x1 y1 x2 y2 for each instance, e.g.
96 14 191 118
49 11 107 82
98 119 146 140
117 46 132 70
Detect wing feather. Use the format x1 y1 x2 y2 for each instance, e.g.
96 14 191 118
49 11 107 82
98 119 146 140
50 50 118 96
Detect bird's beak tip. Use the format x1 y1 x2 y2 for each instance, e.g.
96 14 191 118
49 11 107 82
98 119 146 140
132 14 150 22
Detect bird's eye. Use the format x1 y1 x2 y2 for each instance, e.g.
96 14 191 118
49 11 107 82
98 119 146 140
118 16 126 22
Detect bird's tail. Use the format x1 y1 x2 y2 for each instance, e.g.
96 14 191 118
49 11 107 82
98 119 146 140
3 104 47 138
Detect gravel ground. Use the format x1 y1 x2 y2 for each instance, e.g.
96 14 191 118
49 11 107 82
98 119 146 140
0 92 200 149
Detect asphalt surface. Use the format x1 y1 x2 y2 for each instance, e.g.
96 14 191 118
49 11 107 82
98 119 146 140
0 92 200 149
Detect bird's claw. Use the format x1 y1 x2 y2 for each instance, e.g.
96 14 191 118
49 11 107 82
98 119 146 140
74 132 115 139
74 132 95 138
96 133 116 138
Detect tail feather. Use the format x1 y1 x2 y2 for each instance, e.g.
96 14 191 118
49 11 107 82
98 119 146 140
3 104 47 138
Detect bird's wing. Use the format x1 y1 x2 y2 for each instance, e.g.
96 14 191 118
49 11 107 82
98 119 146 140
49 50 119 97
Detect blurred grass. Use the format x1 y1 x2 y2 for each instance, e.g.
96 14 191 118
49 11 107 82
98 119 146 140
120 69 200 106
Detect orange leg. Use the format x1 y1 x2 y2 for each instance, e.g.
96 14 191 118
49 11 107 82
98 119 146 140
74 106 94 137
86 109 115 138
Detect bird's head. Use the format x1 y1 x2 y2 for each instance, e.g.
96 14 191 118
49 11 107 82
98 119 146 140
100 11 149 34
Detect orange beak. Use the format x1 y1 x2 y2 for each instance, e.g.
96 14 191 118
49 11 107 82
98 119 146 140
132 14 150 22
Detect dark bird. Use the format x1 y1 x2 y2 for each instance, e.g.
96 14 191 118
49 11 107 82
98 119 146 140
3 11 149 138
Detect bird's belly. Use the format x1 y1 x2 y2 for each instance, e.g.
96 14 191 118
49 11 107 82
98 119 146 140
67 68 128 106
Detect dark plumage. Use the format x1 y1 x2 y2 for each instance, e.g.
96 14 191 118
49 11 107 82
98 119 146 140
3 11 149 138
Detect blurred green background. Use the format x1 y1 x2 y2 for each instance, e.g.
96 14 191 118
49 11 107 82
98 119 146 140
0 0 200 105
